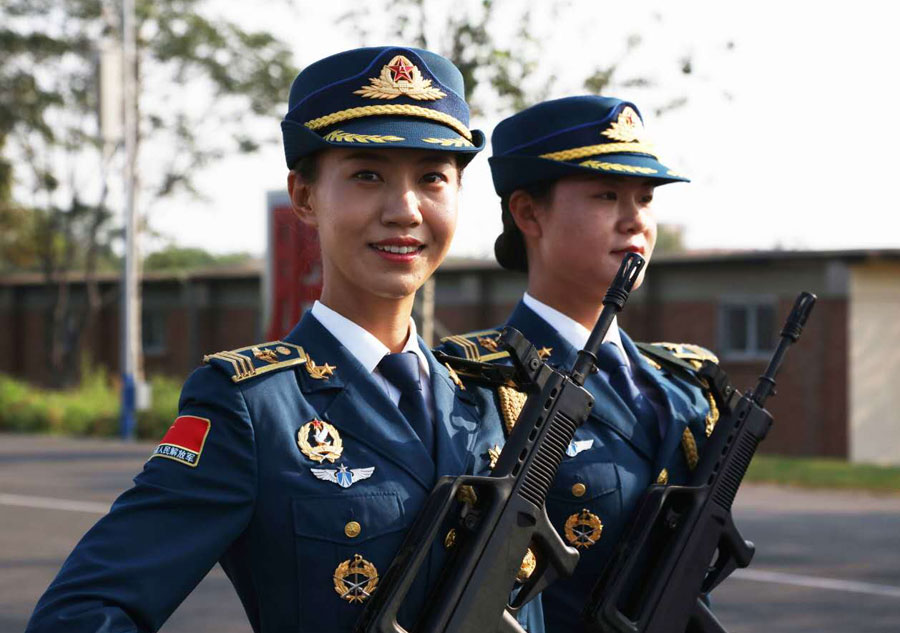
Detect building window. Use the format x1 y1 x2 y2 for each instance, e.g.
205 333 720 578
719 299 777 359
142 310 167 356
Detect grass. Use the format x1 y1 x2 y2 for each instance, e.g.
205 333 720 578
746 454 900 492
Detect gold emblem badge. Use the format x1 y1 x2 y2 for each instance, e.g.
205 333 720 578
497 386 527 434
333 554 379 603
251 346 279 364
305 357 336 380
601 106 647 144
276 345 291 356
537 347 553 360
564 509 603 549
477 336 500 353
354 55 447 101
297 420 343 463
517 547 537 582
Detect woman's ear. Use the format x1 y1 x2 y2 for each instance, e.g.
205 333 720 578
287 171 317 228
507 189 543 239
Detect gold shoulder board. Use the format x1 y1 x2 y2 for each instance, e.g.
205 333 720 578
203 341 308 383
439 329 510 363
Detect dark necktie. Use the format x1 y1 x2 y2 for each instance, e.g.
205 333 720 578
596 342 660 439
377 352 434 456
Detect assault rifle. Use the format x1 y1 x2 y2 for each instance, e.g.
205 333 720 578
355 253 647 633
584 291 817 633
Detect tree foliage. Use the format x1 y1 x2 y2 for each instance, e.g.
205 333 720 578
0 0 296 385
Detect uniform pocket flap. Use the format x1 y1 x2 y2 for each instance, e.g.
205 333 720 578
547 460 619 502
292 490 408 544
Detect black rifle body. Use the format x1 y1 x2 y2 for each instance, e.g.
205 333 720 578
355 253 647 633
585 292 816 633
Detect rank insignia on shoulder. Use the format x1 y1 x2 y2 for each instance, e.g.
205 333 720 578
298 419 343 463
203 341 308 383
439 329 511 363
310 463 374 488
652 342 719 368
334 554 379 603
566 438 594 458
564 509 604 549
150 415 211 467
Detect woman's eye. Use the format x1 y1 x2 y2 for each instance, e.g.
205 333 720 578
593 191 617 200
422 172 448 184
353 170 382 182
641 194 654 204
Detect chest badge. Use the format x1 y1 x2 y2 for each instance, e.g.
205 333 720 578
333 554 379 603
297 420 343 463
564 509 604 549
310 463 375 488
566 438 594 458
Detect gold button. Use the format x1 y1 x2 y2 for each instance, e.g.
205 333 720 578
444 528 457 549
572 482 587 497
344 521 361 538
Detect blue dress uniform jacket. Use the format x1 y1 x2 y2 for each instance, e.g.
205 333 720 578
438 301 716 633
26 311 543 633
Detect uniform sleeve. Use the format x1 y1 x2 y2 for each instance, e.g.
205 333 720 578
26 366 257 633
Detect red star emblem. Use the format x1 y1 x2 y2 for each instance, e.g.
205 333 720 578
388 59 415 82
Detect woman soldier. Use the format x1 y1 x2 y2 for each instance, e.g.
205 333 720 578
438 96 719 632
27 47 541 633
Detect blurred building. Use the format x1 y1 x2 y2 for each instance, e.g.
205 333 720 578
1 249 898 464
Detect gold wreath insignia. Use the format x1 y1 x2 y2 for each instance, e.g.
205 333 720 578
251 346 279 364
601 106 647 144
354 55 447 101
517 547 537 582
305 357 336 380
564 509 603 549
323 129 404 144
422 137 473 147
333 554 379 603
297 419 343 463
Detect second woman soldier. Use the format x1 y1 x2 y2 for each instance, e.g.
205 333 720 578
439 95 719 632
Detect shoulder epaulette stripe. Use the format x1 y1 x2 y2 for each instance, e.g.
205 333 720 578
203 341 309 383
439 330 510 362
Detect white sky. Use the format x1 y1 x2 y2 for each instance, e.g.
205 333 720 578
148 0 900 258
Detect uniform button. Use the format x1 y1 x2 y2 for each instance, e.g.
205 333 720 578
444 528 457 549
344 521 361 538
572 482 587 497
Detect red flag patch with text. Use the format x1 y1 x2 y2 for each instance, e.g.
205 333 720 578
150 415 211 467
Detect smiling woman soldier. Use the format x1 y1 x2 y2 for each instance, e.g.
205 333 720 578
438 95 720 632
26 46 542 633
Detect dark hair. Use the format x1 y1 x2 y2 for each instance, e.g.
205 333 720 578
291 153 320 184
494 180 556 272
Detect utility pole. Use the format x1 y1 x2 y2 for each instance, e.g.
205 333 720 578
119 0 139 439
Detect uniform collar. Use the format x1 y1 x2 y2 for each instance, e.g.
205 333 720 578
311 300 430 378
522 292 628 368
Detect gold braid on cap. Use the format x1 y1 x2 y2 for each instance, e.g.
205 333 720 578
304 104 473 141
540 141 657 162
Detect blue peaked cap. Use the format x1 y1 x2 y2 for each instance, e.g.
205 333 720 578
488 95 688 195
281 46 485 168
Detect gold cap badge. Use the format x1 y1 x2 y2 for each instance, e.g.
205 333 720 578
602 106 647 144
564 509 604 549
354 55 447 101
297 419 343 463
333 554 379 603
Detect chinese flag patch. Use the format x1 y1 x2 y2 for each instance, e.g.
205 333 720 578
150 415 211 467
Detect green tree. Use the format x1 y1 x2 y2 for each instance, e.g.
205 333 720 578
0 0 296 385
143 245 253 271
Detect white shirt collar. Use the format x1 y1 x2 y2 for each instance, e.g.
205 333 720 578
522 292 629 368
310 300 430 377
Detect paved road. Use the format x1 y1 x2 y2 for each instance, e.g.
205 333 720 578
2 434 899 632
